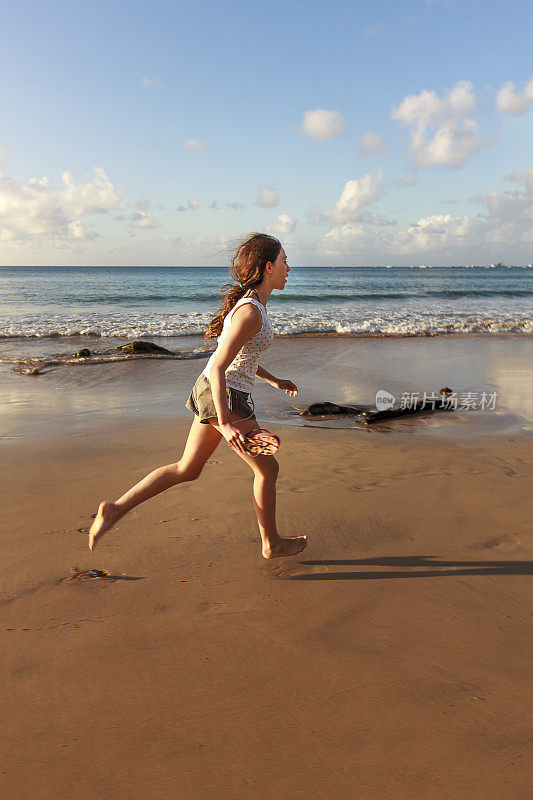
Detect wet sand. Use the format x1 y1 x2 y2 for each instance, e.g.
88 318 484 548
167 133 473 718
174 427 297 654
1 333 532 441
1 412 532 799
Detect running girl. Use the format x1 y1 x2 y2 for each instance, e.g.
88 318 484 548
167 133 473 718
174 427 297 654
89 233 308 559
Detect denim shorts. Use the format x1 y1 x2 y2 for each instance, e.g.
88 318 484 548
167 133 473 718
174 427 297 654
185 373 256 424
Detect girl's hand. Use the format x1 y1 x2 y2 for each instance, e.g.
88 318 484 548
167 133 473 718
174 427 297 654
275 379 298 397
221 422 248 454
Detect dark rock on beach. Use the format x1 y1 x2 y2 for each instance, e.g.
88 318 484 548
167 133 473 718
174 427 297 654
301 401 362 417
57 348 93 359
109 341 175 355
14 360 53 375
55 341 177 360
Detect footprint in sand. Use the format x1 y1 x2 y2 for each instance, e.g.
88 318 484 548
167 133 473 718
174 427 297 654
42 528 69 536
75 512 97 535
267 563 316 580
479 533 520 549
65 566 143 582
198 600 258 615
352 479 388 491
197 600 230 614
68 567 111 581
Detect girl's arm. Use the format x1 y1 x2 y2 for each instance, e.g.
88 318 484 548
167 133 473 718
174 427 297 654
257 366 298 396
256 365 278 386
209 304 262 426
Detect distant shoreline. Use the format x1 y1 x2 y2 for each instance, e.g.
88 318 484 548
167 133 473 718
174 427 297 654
2 264 533 270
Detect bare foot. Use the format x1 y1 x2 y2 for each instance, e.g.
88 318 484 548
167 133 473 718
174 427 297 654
88 501 121 550
262 535 308 560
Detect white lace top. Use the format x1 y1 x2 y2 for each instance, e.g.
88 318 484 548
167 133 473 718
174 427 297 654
202 296 274 392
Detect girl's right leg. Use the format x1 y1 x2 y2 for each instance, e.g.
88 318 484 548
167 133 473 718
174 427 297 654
88 415 222 550
207 412 307 559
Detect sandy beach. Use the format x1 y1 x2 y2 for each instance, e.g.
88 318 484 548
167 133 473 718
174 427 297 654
3 0 533 793
2 340 532 799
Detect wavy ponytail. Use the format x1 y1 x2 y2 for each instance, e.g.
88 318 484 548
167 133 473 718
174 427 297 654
204 232 281 340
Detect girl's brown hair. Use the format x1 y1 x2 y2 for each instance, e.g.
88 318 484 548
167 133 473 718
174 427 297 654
204 232 281 340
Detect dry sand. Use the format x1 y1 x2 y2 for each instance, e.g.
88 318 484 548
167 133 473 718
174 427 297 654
1 416 531 799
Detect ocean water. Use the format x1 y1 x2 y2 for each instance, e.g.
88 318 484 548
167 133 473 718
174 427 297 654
1 266 531 439
0 266 531 363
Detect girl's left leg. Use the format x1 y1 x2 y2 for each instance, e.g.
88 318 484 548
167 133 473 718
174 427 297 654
88 416 222 549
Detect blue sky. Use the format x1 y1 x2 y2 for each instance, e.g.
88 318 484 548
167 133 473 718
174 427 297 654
1 0 532 265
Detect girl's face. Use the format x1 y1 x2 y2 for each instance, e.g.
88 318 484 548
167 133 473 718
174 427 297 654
268 247 290 290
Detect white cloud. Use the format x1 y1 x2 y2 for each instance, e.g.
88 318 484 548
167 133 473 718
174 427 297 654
394 213 474 252
392 81 476 130
313 170 384 224
226 201 246 211
319 169 533 261
410 119 483 168
0 173 67 241
364 213 396 226
179 234 231 259
394 168 533 253
392 174 418 188
496 76 533 116
472 167 533 224
163 234 182 247
299 109 347 141
0 166 124 243
68 219 98 239
130 210 157 228
319 216 395 256
505 168 533 194
364 24 383 37
357 131 389 156
140 75 163 88
61 167 124 215
256 187 279 207
267 214 296 235
94 234 232 267
320 224 382 256
183 139 208 151
176 199 198 212
391 80 485 168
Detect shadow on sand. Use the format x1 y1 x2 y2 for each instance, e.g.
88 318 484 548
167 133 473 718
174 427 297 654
286 555 532 580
